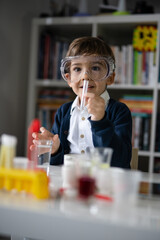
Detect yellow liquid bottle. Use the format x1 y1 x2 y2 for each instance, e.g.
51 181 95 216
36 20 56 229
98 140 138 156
0 134 17 169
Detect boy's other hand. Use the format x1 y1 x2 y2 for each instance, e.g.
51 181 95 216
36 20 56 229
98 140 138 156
86 93 105 121
30 127 60 154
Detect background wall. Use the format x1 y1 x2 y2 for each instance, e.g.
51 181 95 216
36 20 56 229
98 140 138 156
0 0 160 156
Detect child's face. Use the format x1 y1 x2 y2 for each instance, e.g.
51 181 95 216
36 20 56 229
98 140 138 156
68 75 110 99
66 56 115 100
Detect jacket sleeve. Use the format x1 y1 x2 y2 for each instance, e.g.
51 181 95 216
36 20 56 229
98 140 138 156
50 106 64 165
50 102 71 165
89 101 132 168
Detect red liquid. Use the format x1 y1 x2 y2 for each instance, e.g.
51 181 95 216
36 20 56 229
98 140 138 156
78 176 95 199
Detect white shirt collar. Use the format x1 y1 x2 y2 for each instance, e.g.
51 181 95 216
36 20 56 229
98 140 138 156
101 89 110 107
70 90 110 115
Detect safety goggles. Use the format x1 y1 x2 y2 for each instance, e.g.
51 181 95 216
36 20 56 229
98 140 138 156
60 55 115 82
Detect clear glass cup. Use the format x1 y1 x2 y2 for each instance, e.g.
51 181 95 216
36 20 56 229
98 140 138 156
34 139 53 175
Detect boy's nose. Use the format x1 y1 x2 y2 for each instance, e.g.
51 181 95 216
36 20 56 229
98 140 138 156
82 71 90 80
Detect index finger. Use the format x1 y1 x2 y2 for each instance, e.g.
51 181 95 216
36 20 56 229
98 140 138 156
85 92 95 98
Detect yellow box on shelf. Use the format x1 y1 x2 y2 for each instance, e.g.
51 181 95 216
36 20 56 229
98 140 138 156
0 168 49 199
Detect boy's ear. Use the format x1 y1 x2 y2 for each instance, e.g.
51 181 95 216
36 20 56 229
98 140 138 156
106 72 115 85
64 73 72 86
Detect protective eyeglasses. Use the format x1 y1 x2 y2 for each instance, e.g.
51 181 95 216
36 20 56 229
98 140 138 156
60 55 115 82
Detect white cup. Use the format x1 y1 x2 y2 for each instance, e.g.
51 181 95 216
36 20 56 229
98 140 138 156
111 168 142 205
96 168 113 195
62 154 84 189
14 157 28 169
62 164 77 189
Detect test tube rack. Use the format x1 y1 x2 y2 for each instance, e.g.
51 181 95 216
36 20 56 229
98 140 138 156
0 168 49 199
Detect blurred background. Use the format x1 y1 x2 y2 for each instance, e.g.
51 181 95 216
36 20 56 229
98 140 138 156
0 0 160 156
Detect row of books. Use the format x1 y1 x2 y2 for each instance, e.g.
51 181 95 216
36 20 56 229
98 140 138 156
154 158 160 173
119 94 153 114
133 50 156 85
119 94 153 151
38 108 57 130
111 45 157 85
37 89 73 106
37 30 157 85
37 30 69 80
132 114 151 151
37 89 73 129
155 113 160 152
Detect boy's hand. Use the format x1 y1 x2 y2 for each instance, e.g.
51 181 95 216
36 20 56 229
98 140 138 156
86 93 105 121
30 127 60 154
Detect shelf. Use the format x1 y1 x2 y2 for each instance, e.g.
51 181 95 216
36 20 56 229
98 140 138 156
138 151 160 158
35 80 68 88
138 151 151 157
34 14 160 26
109 84 155 90
27 14 160 174
35 80 156 90
154 152 160 158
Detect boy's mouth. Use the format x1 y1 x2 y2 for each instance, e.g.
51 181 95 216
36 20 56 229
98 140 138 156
80 85 94 89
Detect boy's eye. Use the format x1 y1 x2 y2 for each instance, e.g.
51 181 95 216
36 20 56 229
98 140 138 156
92 65 101 71
73 67 81 72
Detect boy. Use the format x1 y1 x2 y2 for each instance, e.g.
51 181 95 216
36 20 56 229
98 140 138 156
32 36 132 168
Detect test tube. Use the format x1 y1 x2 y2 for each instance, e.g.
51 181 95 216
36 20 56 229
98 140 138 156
80 80 89 111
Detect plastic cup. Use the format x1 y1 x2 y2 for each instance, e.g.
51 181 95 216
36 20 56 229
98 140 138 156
110 168 142 205
96 168 113 196
14 157 28 169
62 164 77 189
34 139 53 175
86 147 113 168
65 153 96 199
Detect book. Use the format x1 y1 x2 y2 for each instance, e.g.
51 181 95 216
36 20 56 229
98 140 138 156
52 41 60 79
154 158 160 173
48 34 55 79
43 33 51 79
133 116 142 148
133 50 139 85
132 114 151 150
121 94 153 101
142 116 151 150
57 41 66 80
121 45 127 84
155 113 160 152
37 32 45 79
148 51 157 86
111 45 121 84
126 45 133 85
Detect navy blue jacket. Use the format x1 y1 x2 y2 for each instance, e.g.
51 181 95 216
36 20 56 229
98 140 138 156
50 98 132 168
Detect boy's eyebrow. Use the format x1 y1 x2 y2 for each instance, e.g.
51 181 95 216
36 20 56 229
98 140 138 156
71 62 82 66
70 63 82 69
92 61 104 65
71 61 105 66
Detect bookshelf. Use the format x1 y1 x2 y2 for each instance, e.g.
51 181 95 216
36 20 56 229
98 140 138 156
26 14 160 173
